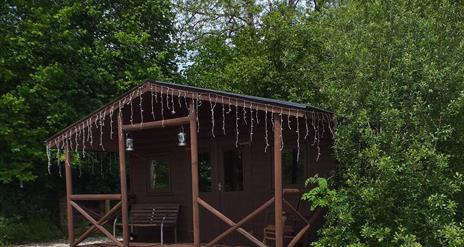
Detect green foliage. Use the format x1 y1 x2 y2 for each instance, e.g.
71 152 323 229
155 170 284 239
0 0 176 242
0 216 62 244
179 0 464 246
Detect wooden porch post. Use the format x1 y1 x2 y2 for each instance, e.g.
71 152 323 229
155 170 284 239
118 115 130 247
274 114 283 247
64 145 74 246
189 100 200 247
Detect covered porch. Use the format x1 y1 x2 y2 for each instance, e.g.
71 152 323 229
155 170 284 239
45 81 334 247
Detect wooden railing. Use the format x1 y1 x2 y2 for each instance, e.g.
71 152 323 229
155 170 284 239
70 195 122 246
198 188 319 247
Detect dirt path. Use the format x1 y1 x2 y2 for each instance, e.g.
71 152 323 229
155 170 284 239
11 237 107 247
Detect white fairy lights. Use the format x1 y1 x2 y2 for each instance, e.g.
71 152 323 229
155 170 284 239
45 82 333 177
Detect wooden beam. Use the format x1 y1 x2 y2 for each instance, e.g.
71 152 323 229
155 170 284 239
71 201 122 247
189 100 200 247
198 198 266 247
207 197 275 247
64 146 74 246
122 115 190 131
287 208 323 247
283 188 300 194
274 113 283 247
283 199 310 225
118 115 130 247
287 224 310 247
70 194 121 201
74 202 122 245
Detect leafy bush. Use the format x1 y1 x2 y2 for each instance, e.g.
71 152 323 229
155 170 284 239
0 216 63 244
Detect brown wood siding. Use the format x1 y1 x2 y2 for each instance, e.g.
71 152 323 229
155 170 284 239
127 101 336 244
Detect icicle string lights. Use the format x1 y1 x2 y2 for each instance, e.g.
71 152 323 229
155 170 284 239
46 145 51 175
151 84 155 120
243 101 247 125
161 87 165 126
250 103 254 143
129 91 134 125
45 82 335 177
235 100 239 148
209 94 216 138
222 96 226 135
171 87 175 114
264 105 269 152
110 105 114 140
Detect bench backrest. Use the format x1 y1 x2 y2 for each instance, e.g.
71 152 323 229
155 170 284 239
129 204 180 226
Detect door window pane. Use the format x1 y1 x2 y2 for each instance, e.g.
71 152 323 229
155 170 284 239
199 152 212 192
282 148 304 185
223 149 244 191
150 160 170 190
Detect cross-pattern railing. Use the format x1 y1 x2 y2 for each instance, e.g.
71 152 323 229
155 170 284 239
198 189 319 247
70 194 122 246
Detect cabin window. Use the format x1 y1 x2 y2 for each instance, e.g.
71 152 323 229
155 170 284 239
223 149 244 191
150 160 170 191
199 152 212 192
282 148 304 185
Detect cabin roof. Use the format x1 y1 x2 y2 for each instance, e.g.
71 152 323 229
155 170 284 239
45 80 331 147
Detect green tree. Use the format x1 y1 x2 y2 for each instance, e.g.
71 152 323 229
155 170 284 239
179 0 464 245
0 0 177 234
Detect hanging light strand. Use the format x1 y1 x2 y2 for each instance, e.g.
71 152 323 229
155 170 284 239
222 96 226 135
328 114 334 137
81 122 86 157
227 97 232 114
209 94 216 138
110 105 114 139
171 87 175 114
129 91 134 125
304 112 309 140
151 85 155 120
264 105 269 152
255 103 259 125
161 87 165 127
235 100 239 148
320 113 326 139
165 87 171 111
46 145 52 175
287 108 292 130
178 89 182 110
243 101 247 125
311 112 317 146
196 93 200 133
99 111 104 151
250 103 254 143
139 87 144 126
56 140 61 178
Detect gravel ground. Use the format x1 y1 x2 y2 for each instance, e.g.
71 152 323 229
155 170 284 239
11 237 108 247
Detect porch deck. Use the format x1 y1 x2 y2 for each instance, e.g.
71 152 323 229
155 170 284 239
81 243 245 247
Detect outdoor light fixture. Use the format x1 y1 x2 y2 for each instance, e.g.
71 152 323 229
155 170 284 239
178 126 187 147
126 136 134 151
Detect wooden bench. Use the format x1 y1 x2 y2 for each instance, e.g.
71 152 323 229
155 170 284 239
114 203 180 244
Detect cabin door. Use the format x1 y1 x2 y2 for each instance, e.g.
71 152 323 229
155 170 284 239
216 140 250 244
198 142 221 241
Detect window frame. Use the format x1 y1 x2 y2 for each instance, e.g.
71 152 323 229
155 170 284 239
146 157 172 194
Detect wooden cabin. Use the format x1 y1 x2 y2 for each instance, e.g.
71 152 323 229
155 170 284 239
45 80 336 247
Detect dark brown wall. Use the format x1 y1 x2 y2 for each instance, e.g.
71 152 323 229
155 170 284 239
127 103 336 245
